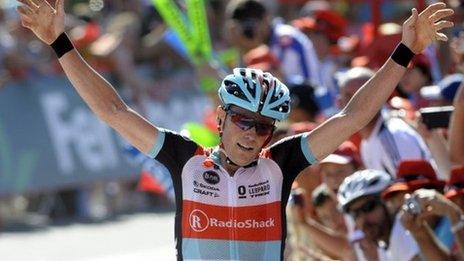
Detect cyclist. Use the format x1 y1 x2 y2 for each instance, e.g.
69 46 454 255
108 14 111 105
16 0 453 260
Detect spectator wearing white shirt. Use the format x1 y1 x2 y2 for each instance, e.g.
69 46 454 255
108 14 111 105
338 169 423 261
337 67 434 177
225 0 322 87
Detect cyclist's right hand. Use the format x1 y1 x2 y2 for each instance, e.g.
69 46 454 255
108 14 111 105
17 0 65 45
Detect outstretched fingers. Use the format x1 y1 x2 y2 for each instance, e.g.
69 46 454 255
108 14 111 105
436 32 449 42
34 0 54 10
435 20 454 31
17 0 39 10
17 4 34 16
429 9 454 23
421 2 447 18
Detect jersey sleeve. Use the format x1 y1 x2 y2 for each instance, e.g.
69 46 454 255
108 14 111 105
267 132 317 182
147 128 200 176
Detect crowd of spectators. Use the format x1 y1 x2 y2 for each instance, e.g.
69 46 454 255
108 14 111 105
1 0 464 260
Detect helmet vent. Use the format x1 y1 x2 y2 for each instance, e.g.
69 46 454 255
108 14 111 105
368 177 380 187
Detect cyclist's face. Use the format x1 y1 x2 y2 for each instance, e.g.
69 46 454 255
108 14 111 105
218 106 275 165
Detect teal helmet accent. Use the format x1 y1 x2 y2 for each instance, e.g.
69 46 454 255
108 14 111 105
218 68 291 121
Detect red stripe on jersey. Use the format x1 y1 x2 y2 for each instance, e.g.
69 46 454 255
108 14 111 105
182 200 281 241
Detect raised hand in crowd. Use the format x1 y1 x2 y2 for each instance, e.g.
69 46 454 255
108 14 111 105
449 80 464 164
401 189 464 260
307 3 454 161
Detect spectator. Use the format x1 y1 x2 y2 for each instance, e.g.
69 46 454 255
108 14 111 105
382 160 453 251
225 0 322 86
399 54 434 109
338 169 424 261
337 67 435 176
287 80 320 123
293 10 347 99
291 184 355 261
312 183 347 234
401 189 464 260
382 160 446 214
320 141 360 198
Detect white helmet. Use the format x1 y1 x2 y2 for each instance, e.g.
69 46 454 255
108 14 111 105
337 169 392 212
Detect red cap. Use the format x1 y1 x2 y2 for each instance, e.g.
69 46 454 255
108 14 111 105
320 141 361 168
445 166 464 199
382 160 445 199
292 10 347 42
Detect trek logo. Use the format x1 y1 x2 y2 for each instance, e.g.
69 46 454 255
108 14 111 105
189 209 275 232
203 171 220 185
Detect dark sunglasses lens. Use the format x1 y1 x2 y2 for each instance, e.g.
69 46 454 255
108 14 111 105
255 123 274 136
228 111 274 136
351 200 379 218
230 114 254 131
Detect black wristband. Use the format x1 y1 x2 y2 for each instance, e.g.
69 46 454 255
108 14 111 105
50 32 74 58
391 43 415 67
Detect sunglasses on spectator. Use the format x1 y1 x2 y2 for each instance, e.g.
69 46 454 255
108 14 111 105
226 109 275 136
349 199 382 219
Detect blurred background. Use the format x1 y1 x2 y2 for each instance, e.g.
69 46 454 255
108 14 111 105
1 0 464 260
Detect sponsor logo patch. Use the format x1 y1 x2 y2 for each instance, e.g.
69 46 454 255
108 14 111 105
203 170 220 185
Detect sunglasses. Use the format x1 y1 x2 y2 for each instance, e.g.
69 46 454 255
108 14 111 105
226 109 275 137
349 199 382 219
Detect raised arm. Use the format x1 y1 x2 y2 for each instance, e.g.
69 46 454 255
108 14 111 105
306 3 454 161
449 84 464 164
17 0 158 154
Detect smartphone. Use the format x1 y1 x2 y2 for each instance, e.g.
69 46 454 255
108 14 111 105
419 106 454 129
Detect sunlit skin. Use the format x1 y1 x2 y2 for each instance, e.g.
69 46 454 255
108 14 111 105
399 67 430 94
337 77 381 137
349 196 393 244
384 191 409 215
216 105 275 175
315 197 348 233
321 162 356 194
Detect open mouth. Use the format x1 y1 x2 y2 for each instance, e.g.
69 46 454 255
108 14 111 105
237 143 253 151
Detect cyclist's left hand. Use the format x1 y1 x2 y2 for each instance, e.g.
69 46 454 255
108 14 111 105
401 2 454 54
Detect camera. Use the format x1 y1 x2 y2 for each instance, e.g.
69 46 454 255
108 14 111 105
404 196 422 215
419 106 454 129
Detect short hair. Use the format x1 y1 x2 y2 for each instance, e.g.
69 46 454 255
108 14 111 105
337 67 375 90
226 0 267 22
288 81 320 119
